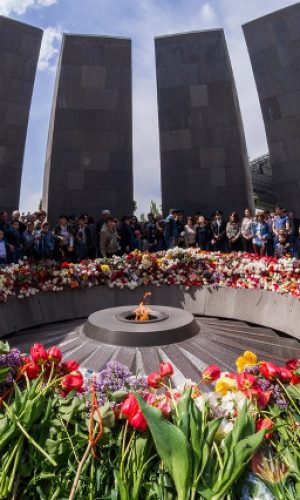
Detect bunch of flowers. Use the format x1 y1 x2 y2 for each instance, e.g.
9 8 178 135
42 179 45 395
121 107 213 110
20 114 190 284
1 249 300 302
0 337 299 499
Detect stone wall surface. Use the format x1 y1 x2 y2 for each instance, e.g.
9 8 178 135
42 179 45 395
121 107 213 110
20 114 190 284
43 35 133 222
155 30 254 216
1 285 299 340
243 3 300 215
0 16 42 214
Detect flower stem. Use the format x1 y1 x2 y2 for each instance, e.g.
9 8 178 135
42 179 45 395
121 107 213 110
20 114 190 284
68 442 91 500
2 400 57 467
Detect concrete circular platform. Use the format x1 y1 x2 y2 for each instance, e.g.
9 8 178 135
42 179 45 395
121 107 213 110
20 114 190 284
4 316 300 383
83 305 199 346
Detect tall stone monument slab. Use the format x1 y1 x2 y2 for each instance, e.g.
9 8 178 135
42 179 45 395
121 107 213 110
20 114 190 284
243 4 300 215
43 35 133 222
0 16 42 214
155 30 253 216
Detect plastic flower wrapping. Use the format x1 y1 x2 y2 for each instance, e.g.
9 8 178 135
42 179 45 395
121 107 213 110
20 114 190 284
1 248 300 302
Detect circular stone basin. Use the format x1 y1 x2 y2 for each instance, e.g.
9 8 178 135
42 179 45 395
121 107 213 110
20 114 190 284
83 305 200 347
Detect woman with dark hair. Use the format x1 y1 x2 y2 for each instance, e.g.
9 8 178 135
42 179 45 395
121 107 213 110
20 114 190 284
252 211 269 257
119 216 133 254
226 212 241 252
184 216 196 247
241 208 254 253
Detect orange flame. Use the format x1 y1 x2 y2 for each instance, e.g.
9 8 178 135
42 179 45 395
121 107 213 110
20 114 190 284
133 292 152 321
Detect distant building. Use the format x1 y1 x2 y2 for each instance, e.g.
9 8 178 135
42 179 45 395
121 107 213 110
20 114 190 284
249 153 276 210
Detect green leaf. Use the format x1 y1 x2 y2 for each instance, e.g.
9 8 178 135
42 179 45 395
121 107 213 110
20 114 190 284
286 384 300 401
0 366 10 383
0 341 10 355
135 393 191 500
111 390 129 402
177 387 192 438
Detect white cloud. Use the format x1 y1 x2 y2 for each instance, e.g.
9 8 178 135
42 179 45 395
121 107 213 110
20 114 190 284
38 26 62 72
199 2 217 23
0 0 57 16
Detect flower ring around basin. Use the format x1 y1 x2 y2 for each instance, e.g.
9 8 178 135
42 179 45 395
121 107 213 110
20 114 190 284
83 305 200 347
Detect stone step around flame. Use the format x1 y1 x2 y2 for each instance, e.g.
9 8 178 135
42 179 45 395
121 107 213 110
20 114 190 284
4 317 300 379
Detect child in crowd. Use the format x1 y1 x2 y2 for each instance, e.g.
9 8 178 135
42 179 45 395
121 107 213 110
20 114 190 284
274 230 291 258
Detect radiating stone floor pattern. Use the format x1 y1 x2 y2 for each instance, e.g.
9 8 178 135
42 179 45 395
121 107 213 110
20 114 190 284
5 317 300 384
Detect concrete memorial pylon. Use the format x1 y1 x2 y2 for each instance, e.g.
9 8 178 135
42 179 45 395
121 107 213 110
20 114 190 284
43 34 133 222
155 30 254 216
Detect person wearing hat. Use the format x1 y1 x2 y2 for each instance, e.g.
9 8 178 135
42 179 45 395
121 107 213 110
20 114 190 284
210 210 227 252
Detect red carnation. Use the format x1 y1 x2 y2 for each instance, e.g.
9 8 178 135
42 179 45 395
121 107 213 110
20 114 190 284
30 343 48 365
147 372 163 389
259 362 279 381
61 371 84 394
47 346 62 364
160 362 174 378
202 365 221 384
61 360 80 373
61 262 69 269
256 417 273 439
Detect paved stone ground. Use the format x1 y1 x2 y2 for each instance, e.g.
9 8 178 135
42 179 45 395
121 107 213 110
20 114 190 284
5 317 300 384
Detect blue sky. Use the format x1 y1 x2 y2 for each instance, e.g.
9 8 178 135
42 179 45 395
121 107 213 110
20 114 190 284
0 0 297 216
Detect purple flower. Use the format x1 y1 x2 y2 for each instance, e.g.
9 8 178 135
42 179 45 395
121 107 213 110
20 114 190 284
93 361 146 405
0 347 22 396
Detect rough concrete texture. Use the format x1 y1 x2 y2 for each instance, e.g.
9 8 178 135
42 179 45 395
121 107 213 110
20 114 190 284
43 35 133 222
0 16 42 214
243 4 300 215
155 30 254 216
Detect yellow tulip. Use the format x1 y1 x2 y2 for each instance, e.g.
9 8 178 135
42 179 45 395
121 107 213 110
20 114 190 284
215 377 237 395
235 351 257 373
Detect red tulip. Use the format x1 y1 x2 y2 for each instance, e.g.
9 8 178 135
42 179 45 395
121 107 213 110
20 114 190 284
236 373 259 398
286 358 300 372
279 367 293 384
30 343 48 365
202 365 221 383
61 371 84 393
291 374 300 385
147 372 163 389
129 410 148 432
121 393 138 419
259 362 279 381
61 360 80 373
257 390 272 409
47 346 62 364
160 362 174 378
24 362 41 379
256 417 273 439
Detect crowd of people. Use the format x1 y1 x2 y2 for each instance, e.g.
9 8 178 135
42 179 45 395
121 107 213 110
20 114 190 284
0 206 299 265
